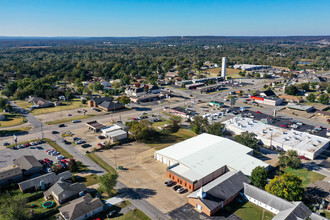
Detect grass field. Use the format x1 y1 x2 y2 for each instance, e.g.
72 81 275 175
15 99 87 115
111 209 151 220
146 128 197 149
285 167 325 187
0 126 32 137
45 114 96 125
0 113 27 127
26 196 57 215
86 152 117 175
233 201 274 220
74 174 99 186
203 67 242 78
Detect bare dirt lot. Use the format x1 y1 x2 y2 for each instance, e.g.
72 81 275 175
95 142 188 214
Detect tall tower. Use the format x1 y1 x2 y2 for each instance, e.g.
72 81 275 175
221 57 226 79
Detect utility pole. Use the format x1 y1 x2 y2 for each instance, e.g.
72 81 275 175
41 123 44 139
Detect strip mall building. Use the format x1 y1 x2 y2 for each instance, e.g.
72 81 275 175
154 133 268 191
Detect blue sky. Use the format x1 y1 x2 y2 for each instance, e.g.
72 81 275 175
0 0 329 36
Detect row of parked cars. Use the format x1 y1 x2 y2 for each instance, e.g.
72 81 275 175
164 180 186 194
7 140 44 149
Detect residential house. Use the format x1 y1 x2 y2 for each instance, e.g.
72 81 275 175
59 193 104 220
18 171 72 193
28 96 54 108
44 179 87 205
0 167 23 187
311 76 328 83
188 171 250 216
14 155 43 176
125 86 145 97
88 97 124 111
100 80 111 90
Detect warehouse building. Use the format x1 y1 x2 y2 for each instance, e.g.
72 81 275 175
223 117 329 160
250 96 283 106
154 133 268 191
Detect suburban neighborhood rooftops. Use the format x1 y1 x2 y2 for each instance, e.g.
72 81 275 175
59 193 103 220
18 171 72 192
0 167 22 180
13 155 43 171
44 179 87 202
188 171 250 210
157 134 268 181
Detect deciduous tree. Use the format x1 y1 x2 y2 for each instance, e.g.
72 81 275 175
250 166 268 189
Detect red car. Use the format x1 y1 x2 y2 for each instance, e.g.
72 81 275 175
97 143 105 148
25 142 30 146
255 111 261 114
299 155 309 160
61 159 68 164
132 118 136 121
280 124 287 128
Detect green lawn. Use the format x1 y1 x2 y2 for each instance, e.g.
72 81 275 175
284 167 325 187
26 196 57 215
233 202 274 220
86 152 117 175
74 174 99 186
15 99 88 115
0 126 32 137
146 128 197 149
0 113 27 127
111 209 151 220
45 114 96 125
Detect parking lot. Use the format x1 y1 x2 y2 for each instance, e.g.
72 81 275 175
95 142 189 214
0 142 61 169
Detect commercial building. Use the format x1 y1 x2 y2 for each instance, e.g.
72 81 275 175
88 97 123 111
101 123 128 142
286 103 315 112
188 171 250 216
250 96 283 106
155 133 268 191
223 117 329 160
209 101 224 108
279 95 303 103
86 121 106 132
244 183 326 220
169 107 197 119
233 64 271 71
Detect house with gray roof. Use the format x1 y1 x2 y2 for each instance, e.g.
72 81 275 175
14 155 43 176
59 193 104 220
244 183 326 220
44 179 87 205
0 167 23 187
187 171 251 216
18 171 72 193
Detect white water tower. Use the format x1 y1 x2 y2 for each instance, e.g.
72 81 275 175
221 57 226 79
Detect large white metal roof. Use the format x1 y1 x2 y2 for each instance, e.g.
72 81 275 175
156 133 268 181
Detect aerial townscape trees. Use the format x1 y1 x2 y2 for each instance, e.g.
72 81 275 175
278 150 301 169
250 166 268 189
234 131 260 151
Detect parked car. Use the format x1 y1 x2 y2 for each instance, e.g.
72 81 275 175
106 210 117 218
58 124 65 127
173 185 181 191
68 114 72 116
299 155 309 160
97 135 105 139
97 143 105 148
255 111 261 114
177 187 186 193
82 144 90 148
3 142 10 146
30 142 35 146
25 142 30 147
280 124 288 128
52 131 59 134
72 120 81 123
57 156 65 160
164 180 173 186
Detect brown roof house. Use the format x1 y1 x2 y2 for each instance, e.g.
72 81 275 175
88 97 123 111
279 95 303 103
14 155 43 176
59 193 104 220
44 178 87 205
0 167 23 187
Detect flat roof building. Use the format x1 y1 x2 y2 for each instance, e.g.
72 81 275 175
155 133 268 191
223 117 329 160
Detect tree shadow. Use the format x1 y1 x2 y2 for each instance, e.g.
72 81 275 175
304 186 329 203
117 187 156 199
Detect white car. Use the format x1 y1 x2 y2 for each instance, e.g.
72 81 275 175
30 142 35 146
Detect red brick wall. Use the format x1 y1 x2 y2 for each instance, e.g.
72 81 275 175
167 171 194 191
188 197 211 216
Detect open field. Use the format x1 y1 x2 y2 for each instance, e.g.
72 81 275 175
146 128 197 149
111 209 150 220
0 113 27 127
233 201 274 220
0 126 32 137
15 99 87 115
203 67 242 78
285 167 325 187
45 114 96 125
86 152 117 175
